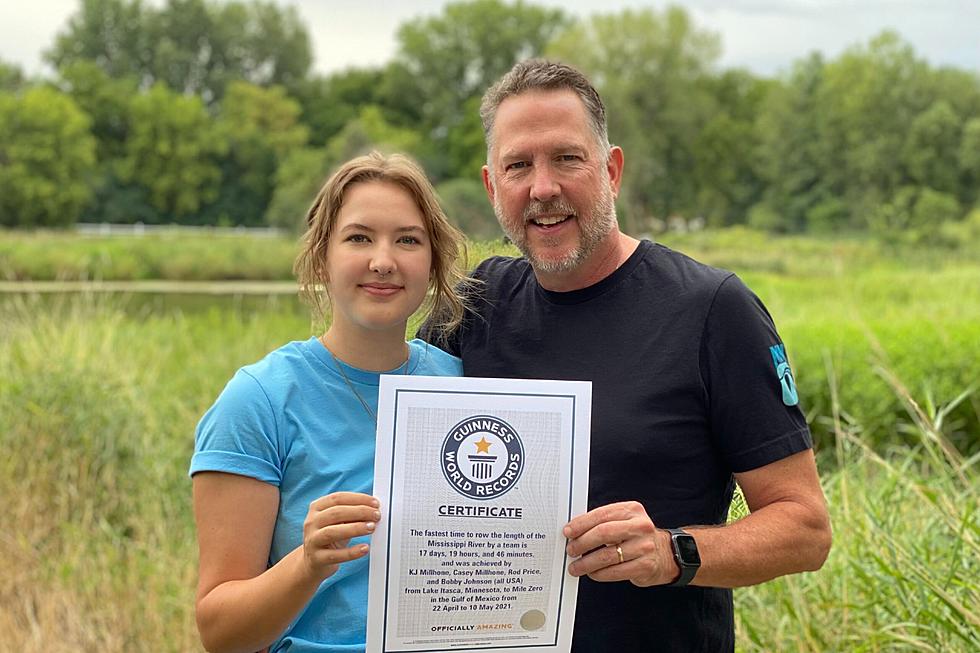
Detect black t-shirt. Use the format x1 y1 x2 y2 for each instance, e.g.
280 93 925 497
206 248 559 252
424 240 811 652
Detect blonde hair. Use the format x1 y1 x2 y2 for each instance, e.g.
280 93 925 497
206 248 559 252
294 151 471 337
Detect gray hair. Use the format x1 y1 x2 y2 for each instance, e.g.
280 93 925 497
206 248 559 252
480 59 611 166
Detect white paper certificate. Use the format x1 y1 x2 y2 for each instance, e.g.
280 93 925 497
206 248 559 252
366 376 591 653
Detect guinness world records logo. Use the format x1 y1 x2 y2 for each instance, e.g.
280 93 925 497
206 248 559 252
441 415 524 500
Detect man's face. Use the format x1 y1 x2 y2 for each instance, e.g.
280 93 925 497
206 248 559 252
483 89 620 275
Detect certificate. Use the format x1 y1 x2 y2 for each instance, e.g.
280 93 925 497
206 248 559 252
366 376 591 653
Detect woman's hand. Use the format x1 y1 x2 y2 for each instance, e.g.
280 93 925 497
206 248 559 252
302 491 381 582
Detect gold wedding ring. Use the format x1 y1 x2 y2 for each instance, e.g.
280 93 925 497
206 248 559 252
616 545 624 564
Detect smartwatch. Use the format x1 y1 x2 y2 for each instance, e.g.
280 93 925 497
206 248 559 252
666 528 701 587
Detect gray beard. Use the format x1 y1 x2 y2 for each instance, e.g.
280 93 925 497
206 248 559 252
494 186 618 274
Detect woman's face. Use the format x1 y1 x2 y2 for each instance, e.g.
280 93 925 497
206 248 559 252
324 180 433 339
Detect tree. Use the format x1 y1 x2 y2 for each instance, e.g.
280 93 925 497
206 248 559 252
549 6 722 231
0 60 26 92
291 68 387 146
436 178 499 239
958 117 980 208
754 54 829 232
693 70 771 226
815 32 934 225
903 100 961 194
392 0 568 178
46 0 154 81
264 147 328 231
117 83 227 220
206 81 308 225
265 107 424 231
869 186 960 243
56 61 158 224
46 0 312 103
57 60 136 162
0 88 96 227
150 0 312 102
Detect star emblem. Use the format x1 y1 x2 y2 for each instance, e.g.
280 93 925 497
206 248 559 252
474 436 492 454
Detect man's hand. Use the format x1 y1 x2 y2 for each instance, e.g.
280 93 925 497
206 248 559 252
563 501 678 587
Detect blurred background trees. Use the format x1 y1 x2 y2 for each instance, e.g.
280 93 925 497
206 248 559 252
1 0 978 243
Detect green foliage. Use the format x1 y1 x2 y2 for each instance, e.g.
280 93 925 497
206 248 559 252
57 60 137 162
324 106 422 165
0 59 26 92
959 117 980 208
903 100 962 194
1 234 977 647
0 87 96 227
940 206 980 249
869 186 962 243
0 294 308 649
755 54 829 232
736 382 979 651
746 203 783 232
436 178 499 240
266 107 424 232
392 0 568 179
206 82 309 226
549 6 721 230
816 32 933 221
0 231 298 281
117 83 227 219
46 0 153 81
46 0 312 103
290 68 388 146
7 1 978 235
265 147 330 232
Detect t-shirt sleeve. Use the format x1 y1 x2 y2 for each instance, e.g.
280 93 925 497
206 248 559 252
700 274 812 473
189 369 283 485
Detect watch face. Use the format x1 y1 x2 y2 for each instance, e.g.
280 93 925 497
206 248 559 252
674 533 701 566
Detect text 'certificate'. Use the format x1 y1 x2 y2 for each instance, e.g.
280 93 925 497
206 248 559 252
366 376 591 653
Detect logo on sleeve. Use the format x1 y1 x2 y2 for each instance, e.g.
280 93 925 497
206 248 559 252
441 416 524 500
769 344 799 406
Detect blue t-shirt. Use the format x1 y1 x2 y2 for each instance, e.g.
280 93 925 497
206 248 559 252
190 337 461 653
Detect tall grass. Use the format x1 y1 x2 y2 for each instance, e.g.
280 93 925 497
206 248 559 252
735 360 979 651
1 231 977 649
0 295 309 651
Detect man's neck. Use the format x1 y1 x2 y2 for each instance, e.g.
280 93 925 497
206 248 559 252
534 231 640 292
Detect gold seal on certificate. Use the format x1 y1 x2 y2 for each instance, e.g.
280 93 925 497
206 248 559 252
366 376 591 653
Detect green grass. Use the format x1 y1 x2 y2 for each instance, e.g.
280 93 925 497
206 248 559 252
734 369 979 652
7 225 977 283
1 229 978 649
0 229 300 281
0 229 517 282
2 291 978 650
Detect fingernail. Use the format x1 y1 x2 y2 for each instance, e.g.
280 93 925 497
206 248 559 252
360 544 370 553
374 510 381 520
366 522 376 531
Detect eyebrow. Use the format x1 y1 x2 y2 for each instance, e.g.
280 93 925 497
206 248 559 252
499 143 589 160
339 223 426 234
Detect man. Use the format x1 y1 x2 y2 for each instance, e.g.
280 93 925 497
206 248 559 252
425 60 831 651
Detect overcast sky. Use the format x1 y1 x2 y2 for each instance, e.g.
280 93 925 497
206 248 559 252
1 1 978 79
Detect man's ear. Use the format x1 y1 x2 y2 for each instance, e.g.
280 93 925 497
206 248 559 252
482 165 496 205
607 146 625 198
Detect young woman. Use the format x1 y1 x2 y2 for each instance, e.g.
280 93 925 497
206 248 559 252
190 152 469 653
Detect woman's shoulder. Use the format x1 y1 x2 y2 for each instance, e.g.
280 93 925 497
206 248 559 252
216 338 321 405
407 339 462 376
